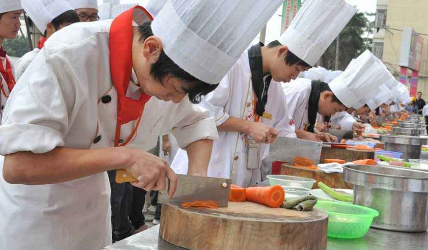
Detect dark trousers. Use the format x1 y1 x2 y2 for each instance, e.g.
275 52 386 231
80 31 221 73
150 191 162 220
108 170 147 242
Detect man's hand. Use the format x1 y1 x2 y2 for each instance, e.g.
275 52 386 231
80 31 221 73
352 122 366 132
246 122 279 144
162 135 172 156
296 130 322 142
125 149 177 197
316 132 338 143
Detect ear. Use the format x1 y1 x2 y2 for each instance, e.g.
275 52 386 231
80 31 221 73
46 22 53 31
323 91 334 101
142 36 163 64
277 45 289 58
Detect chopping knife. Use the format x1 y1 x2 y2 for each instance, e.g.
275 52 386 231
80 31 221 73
158 174 231 207
266 137 323 164
328 129 354 140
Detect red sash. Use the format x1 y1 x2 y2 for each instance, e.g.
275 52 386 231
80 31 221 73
0 47 16 97
109 6 153 147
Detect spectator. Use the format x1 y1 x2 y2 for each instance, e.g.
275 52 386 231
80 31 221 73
416 91 426 115
405 99 418 114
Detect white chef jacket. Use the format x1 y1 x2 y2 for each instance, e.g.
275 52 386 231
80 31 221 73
172 51 296 187
329 111 356 130
390 103 403 113
282 78 313 130
15 48 40 80
423 105 428 117
0 20 217 250
0 54 14 120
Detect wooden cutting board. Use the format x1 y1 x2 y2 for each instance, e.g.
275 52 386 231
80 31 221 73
321 146 375 163
160 202 328 250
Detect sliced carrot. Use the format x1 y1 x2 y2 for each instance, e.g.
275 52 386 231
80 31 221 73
324 159 346 164
181 200 219 209
340 139 346 144
292 156 315 167
246 185 285 208
353 159 376 166
229 184 246 202
355 145 375 151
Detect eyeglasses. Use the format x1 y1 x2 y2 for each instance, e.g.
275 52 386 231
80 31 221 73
78 14 100 21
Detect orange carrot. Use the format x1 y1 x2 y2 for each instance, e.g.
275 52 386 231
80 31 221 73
181 200 219 209
292 156 315 167
353 159 376 166
340 139 346 144
229 184 246 202
324 159 346 164
246 185 285 208
355 145 375 151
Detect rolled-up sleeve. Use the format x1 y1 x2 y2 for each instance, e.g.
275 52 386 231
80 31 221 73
0 49 83 155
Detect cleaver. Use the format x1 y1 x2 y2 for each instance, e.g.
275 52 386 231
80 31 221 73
266 137 323 164
158 174 231 207
328 129 354 140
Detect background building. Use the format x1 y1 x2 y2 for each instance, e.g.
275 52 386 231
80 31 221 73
374 0 428 97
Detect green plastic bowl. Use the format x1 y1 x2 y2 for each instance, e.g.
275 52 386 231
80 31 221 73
315 201 379 239
266 175 316 189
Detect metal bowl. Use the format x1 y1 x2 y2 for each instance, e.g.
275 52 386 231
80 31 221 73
392 127 426 136
343 164 428 232
380 135 428 160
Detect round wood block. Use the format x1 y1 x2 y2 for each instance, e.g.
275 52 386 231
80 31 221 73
160 202 328 250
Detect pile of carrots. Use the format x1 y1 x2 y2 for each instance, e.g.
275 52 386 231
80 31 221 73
292 156 319 170
352 159 376 166
354 144 375 151
229 184 285 208
324 159 345 164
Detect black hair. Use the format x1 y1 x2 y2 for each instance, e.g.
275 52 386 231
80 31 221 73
418 91 422 94
318 81 345 106
138 22 218 104
42 10 80 37
267 40 311 68
0 13 4 19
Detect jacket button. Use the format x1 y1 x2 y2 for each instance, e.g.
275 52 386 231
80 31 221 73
94 135 102 144
234 156 239 161
101 95 112 104
246 102 251 107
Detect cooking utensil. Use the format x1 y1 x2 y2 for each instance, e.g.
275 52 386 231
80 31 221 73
266 137 322 164
158 174 230 207
343 164 428 232
380 135 428 160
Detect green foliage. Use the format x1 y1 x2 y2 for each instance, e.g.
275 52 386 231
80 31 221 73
2 35 31 57
319 12 373 70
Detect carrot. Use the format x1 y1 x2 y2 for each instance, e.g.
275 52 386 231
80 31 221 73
352 159 376 166
292 156 315 167
181 200 219 209
246 185 285 208
355 145 375 151
229 184 246 202
324 159 346 164
340 139 346 144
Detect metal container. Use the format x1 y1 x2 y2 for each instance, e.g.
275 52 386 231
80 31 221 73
343 164 428 232
392 127 426 136
380 135 428 160
397 122 425 129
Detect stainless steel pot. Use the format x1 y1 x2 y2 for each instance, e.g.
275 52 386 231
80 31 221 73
380 135 428 160
392 127 426 136
397 122 426 129
343 164 428 232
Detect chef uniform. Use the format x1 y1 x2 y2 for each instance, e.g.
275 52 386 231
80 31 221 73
69 0 98 10
172 0 356 187
15 0 76 80
0 0 21 120
367 84 394 111
0 0 273 246
285 50 392 133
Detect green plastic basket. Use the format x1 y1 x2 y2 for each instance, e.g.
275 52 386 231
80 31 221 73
315 201 379 239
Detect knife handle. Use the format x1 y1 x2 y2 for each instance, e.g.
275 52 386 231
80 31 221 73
115 169 138 183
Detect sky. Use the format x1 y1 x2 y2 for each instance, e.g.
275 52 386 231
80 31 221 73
97 0 377 44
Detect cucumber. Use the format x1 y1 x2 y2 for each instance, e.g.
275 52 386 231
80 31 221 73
318 182 353 203
376 155 411 168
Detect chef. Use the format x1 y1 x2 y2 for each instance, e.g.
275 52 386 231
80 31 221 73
0 0 21 120
0 0 276 248
69 0 99 22
283 50 392 142
172 0 356 187
15 0 79 80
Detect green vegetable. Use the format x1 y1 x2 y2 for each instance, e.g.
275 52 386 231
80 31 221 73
376 155 411 168
318 182 353 203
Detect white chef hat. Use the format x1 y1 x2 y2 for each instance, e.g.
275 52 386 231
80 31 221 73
300 66 329 82
145 0 166 18
68 0 98 9
22 0 75 34
279 0 356 66
384 74 399 90
329 50 391 109
111 3 137 19
367 85 393 110
0 0 22 13
152 0 283 85
98 3 111 20
324 70 343 84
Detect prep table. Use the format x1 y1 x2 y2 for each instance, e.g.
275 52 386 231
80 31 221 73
105 225 428 250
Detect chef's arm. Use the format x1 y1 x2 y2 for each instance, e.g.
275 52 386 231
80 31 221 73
218 117 278 143
186 139 213 176
3 147 177 196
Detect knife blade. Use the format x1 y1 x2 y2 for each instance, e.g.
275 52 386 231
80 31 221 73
328 129 354 140
158 174 231 207
266 137 323 164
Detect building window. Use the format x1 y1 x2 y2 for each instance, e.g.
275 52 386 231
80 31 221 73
375 9 387 28
373 42 384 59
